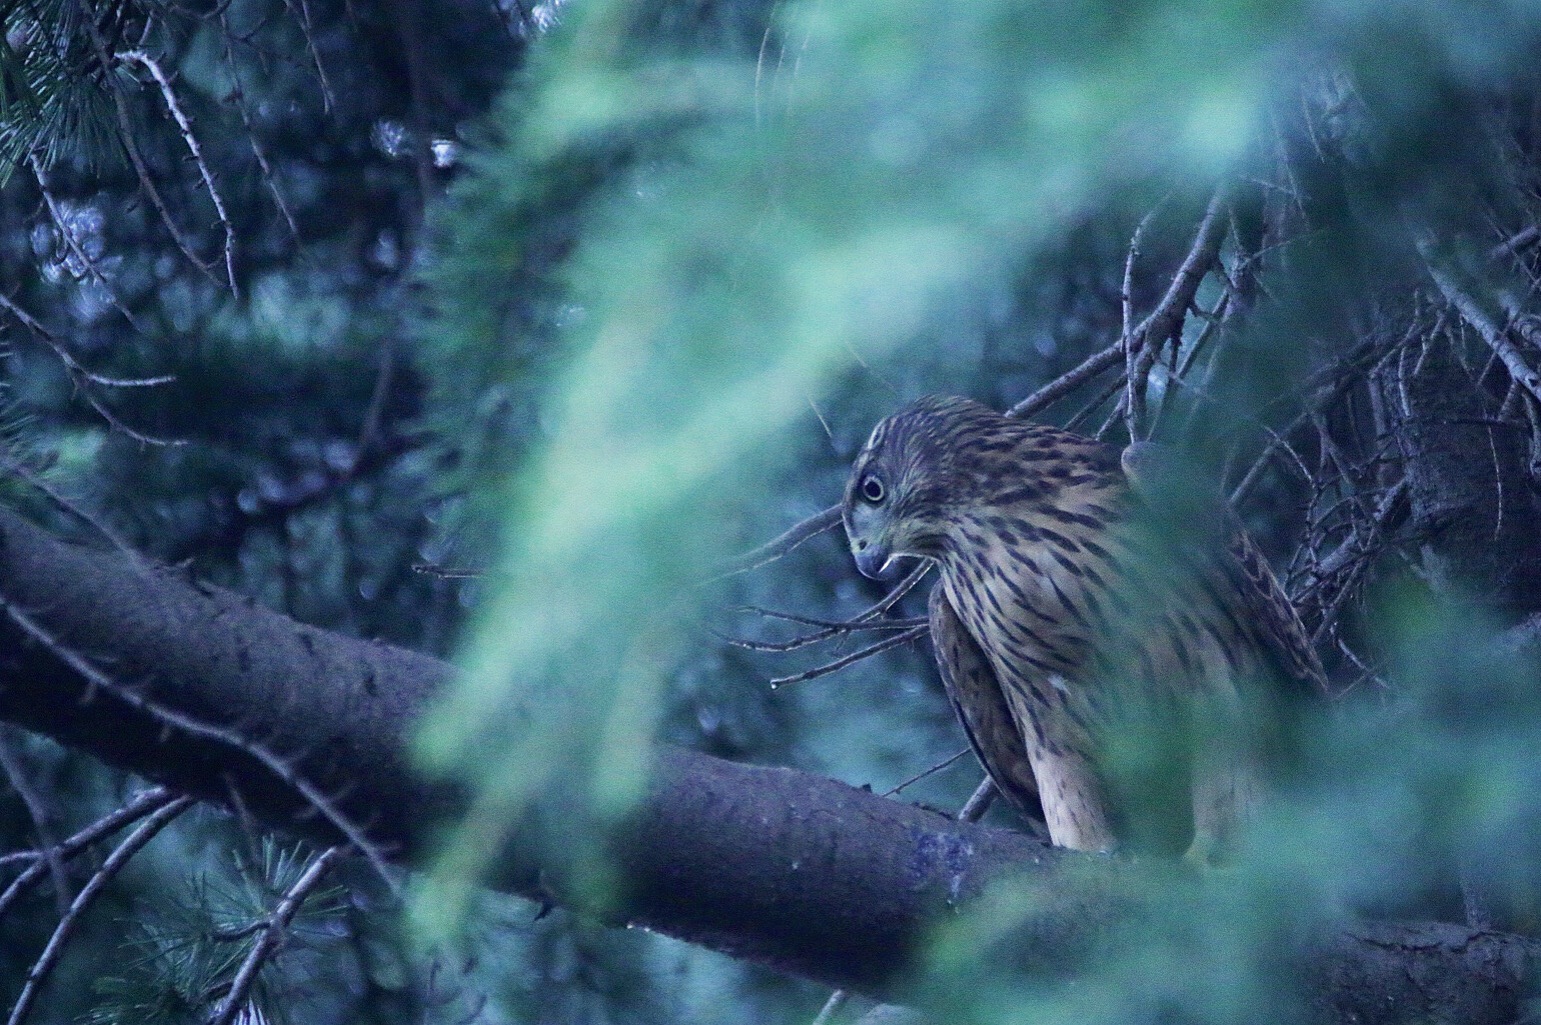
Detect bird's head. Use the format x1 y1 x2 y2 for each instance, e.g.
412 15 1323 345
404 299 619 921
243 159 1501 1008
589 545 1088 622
841 395 997 580
842 395 1125 580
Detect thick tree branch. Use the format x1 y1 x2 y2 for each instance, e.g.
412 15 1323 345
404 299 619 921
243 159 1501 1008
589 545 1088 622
0 507 1533 1021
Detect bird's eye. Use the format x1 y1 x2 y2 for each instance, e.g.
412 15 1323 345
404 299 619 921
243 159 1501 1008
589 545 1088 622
860 475 885 504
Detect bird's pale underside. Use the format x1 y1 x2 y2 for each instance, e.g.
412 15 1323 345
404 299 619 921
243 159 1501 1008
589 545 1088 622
841 395 1325 863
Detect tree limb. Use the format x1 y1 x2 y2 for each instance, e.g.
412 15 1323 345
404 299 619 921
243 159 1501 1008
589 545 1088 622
0 507 1533 1021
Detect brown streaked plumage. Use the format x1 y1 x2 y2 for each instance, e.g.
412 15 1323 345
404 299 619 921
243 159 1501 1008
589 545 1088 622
842 395 1325 862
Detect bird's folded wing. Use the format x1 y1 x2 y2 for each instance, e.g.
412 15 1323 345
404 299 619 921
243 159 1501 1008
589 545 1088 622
927 585 1047 828
1226 529 1331 698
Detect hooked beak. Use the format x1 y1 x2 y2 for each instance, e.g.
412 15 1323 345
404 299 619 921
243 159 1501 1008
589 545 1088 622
852 539 901 580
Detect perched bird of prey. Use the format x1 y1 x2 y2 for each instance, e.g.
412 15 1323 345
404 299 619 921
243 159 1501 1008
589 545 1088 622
842 395 1325 863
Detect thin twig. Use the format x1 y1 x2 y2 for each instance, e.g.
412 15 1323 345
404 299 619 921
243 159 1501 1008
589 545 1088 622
0 290 182 445
715 506 840 578
767 626 925 689
0 451 148 565
208 845 347 1025
279 0 335 111
218 11 302 240
1148 288 1233 437
1006 340 1125 420
6 796 194 1025
1126 188 1229 440
735 564 932 658
0 291 170 388
0 734 70 917
69 0 219 287
741 607 927 633
718 614 925 654
879 749 969 797
1418 237 1541 405
26 153 147 333
1227 328 1412 507
1120 200 1166 350
0 788 177 922
119 49 239 295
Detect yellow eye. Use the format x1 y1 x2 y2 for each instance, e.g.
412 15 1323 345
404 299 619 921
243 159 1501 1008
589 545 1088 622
860 475 885 504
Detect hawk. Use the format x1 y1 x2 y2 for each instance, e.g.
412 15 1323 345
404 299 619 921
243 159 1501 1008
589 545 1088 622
841 395 1325 863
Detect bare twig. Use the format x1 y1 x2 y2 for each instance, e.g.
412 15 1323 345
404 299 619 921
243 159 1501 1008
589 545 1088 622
1126 189 1229 440
879 749 969 798
278 0 335 112
1303 480 1409 644
767 626 925 689
1227 328 1412 507
1120 198 1168 349
0 451 147 565
718 614 925 654
69 0 220 288
5 795 194 1025
1006 340 1125 420
26 153 147 333
1418 237 1541 405
0 734 69 917
715 506 840 578
0 290 182 445
119 49 239 295
738 564 930 663
218 11 302 240
0 291 170 388
0 788 178 921
209 844 346 1025
860 562 931 617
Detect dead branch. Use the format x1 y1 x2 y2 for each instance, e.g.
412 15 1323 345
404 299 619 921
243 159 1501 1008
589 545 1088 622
716 505 840 578
1418 238 1541 405
0 787 179 920
767 625 926 688
118 49 239 295
26 153 148 333
0 290 182 445
1126 188 1230 439
67 0 221 289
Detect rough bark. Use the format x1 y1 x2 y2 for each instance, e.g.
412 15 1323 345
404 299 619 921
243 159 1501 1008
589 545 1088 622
1374 330 1541 622
0 507 1535 1020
